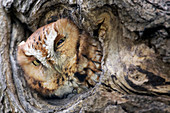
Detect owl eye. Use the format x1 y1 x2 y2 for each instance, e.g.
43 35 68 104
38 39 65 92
32 60 41 66
56 36 66 47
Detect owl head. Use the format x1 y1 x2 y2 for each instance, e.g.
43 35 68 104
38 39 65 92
17 19 102 98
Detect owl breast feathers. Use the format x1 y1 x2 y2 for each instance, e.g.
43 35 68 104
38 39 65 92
17 18 102 98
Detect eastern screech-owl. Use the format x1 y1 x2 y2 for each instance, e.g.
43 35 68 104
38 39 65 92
17 19 102 98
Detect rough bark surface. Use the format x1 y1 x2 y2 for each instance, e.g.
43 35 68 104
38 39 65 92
0 0 170 113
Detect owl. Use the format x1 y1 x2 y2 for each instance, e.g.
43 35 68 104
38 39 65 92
17 18 102 98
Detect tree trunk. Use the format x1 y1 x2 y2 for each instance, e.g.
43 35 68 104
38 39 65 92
0 0 170 112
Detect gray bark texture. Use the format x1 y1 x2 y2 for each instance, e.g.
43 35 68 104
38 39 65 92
0 0 170 112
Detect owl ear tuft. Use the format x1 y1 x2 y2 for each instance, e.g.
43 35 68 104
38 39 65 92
18 41 26 46
17 41 27 56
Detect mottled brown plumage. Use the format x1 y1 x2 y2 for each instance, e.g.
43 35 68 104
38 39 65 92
17 19 102 97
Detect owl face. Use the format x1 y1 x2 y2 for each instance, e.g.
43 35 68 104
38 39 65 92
17 19 102 98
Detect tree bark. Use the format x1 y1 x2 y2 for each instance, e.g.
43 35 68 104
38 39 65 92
0 0 170 112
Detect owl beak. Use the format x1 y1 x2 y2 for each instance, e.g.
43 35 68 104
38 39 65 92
53 64 63 74
47 58 63 74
